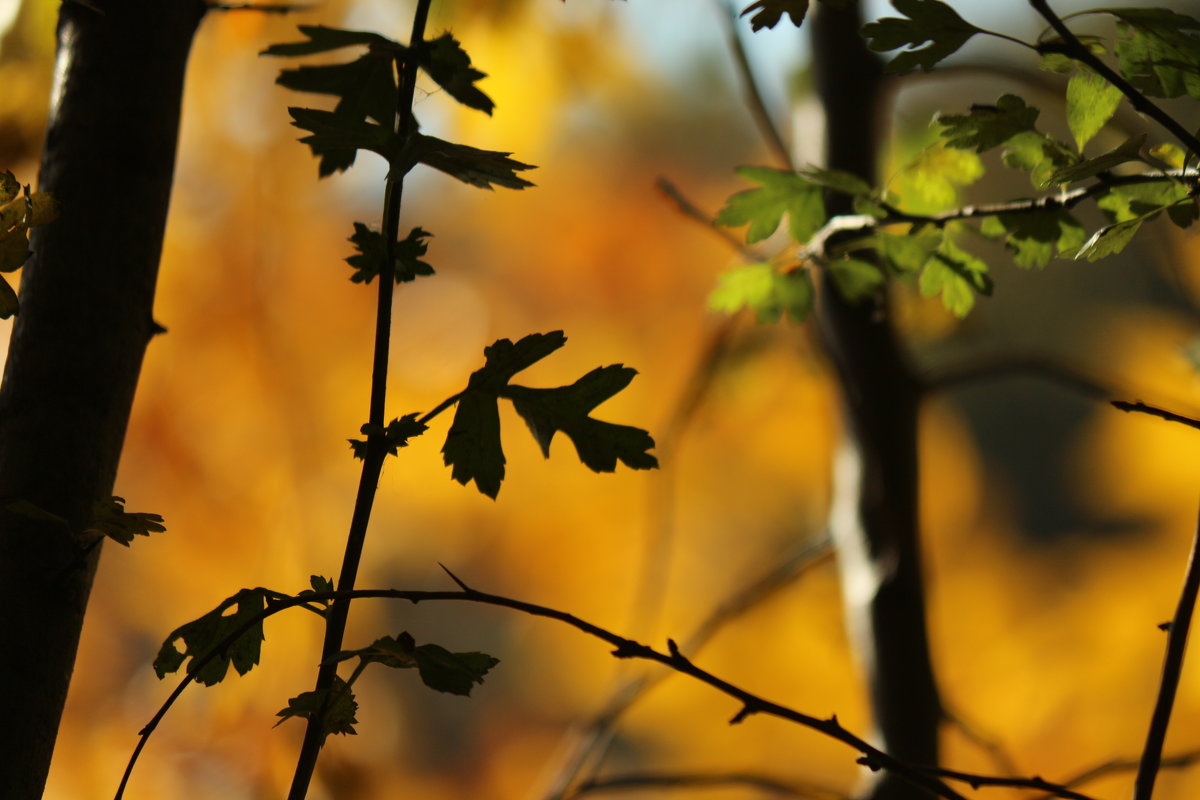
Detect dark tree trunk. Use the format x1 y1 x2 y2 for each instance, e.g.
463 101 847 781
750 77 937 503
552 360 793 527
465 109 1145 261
0 1 205 795
811 6 941 799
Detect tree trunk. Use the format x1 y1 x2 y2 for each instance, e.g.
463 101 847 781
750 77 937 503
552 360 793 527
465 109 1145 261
0 1 205 794
811 6 942 799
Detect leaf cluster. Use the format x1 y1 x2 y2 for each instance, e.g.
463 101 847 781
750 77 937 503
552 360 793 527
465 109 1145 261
85 496 167 547
0 172 56 318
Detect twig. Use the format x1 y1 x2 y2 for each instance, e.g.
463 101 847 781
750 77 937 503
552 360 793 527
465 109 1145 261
541 537 835 800
714 0 794 169
120 569 1011 800
1112 401 1200 431
656 177 761 260
1133 507 1200 800
285 1 433 797
1030 750 1200 799
1028 0 1200 158
571 770 847 800
923 354 1112 399
941 706 1021 780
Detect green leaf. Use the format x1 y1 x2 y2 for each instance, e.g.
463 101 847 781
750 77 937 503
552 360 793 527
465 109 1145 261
740 0 809 30
84 496 166 547
419 33 494 114
918 239 991 317
877 227 942 272
980 210 1086 268
504 365 660 473
346 224 435 284
348 413 428 460
936 94 1040 152
893 143 983 211
442 332 655 498
407 134 536 190
154 588 268 686
798 165 872 196
1074 217 1145 261
715 167 825 244
861 0 983 74
1097 180 1190 222
261 25 400 57
1046 134 1145 185
828 257 885 302
1066 69 1124 150
708 262 814 322
1109 8 1200 100
1001 130 1079 189
275 676 359 740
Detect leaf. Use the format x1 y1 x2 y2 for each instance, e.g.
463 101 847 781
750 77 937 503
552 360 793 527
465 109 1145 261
346 224 434 284
741 0 809 31
442 332 656 497
715 167 825 244
798 165 872 196
1066 69 1123 150
1097 180 1190 222
893 143 983 211
261 25 400 57
0 180 55 279
84 496 166 547
918 239 991 317
297 575 335 615
407 134 536 190
936 94 1040 153
287 107 399 173
708 262 814 322
275 676 359 740
1074 217 1145 261
828 257 885 302
414 644 500 696
419 33 494 114
979 210 1086 268
334 632 500 696
861 0 983 74
877 227 942 272
1001 130 1079 189
154 588 268 686
1046 134 1145 185
504 365 660 473
348 413 428 459
1109 8 1200 100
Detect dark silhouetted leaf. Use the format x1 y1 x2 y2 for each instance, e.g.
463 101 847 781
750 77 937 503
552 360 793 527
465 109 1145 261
504 365 659 473
261 25 400 57
333 632 499 696
348 413 428 459
419 33 494 114
861 0 982 74
346 224 434 284
275 675 358 740
84 496 166 547
408 134 536 189
155 588 268 686
741 0 809 31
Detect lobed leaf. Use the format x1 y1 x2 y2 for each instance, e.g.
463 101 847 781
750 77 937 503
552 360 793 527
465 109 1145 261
275 676 359 741
419 33 494 115
261 25 400 57
408 134 536 190
84 496 166 547
348 413 429 460
708 262 814 323
1109 8 1200 100
334 632 500 696
740 0 809 31
979 211 1086 268
154 588 268 686
715 167 825 243
345 224 435 284
936 94 1039 153
861 0 983 74
917 239 991 317
828 257 885 302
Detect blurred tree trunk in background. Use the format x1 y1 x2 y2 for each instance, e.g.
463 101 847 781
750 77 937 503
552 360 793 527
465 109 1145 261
812 5 941 799
0 0 204 794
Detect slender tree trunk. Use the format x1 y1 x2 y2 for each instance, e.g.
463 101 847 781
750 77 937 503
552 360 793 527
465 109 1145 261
811 6 941 799
0 1 205 794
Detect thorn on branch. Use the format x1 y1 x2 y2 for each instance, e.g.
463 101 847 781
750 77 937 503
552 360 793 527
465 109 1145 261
439 563 472 592
857 755 882 773
729 705 753 725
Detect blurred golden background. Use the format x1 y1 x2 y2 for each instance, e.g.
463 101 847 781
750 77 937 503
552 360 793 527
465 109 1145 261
4 0 1200 798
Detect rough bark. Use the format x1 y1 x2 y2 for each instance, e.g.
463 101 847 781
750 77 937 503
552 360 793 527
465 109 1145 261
811 6 941 799
0 1 205 795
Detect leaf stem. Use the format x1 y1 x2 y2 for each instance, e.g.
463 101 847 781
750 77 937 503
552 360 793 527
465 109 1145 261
1133 507 1200 800
284 1 433 797
1028 0 1200 158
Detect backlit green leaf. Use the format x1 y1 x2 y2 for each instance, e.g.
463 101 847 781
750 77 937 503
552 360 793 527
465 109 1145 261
893 143 983 211
936 94 1039 153
828 257 885 302
980 211 1086 268
715 167 825 244
918 239 991 317
1066 69 1123 150
1074 217 1144 261
1109 8 1200 100
1047 134 1145 185
708 262 814 322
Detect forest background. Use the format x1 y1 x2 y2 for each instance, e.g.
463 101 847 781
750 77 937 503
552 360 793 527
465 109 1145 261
5 0 1200 798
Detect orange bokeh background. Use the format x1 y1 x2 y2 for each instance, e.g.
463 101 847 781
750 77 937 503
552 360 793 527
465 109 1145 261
3 1 1200 798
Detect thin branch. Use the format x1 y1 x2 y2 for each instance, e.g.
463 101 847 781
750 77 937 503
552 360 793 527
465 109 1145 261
541 537 835 800
922 354 1113 399
1028 0 1200 157
572 770 847 800
714 0 794 169
1133 507 1200 800
123 571 1025 800
1112 401 1200 431
1034 750 1200 798
941 706 1021 780
656 177 761 260
916 764 1097 800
